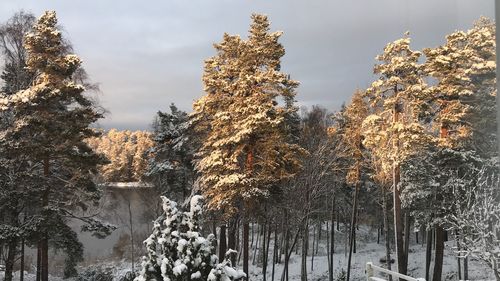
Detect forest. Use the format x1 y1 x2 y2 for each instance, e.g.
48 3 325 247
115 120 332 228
0 7 498 281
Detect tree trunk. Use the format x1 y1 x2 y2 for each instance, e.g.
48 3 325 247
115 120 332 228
382 188 392 281
128 198 135 273
219 224 227 262
20 238 25 281
329 194 335 281
403 213 410 268
347 181 360 281
253 223 261 265
41 158 50 281
282 226 300 281
300 219 309 281
393 163 407 276
263 222 272 281
272 223 278 281
464 255 469 280
432 226 445 281
425 229 432 281
456 232 462 280
262 221 267 281
283 212 290 281
327 221 332 281
377 224 380 244
4 238 17 281
316 222 320 255
229 218 237 265
36 242 41 281
311 226 315 272
243 221 249 281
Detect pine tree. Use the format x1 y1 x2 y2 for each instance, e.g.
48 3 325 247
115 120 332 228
0 11 107 280
192 14 304 278
145 104 194 202
423 17 496 156
341 91 368 281
361 33 432 276
404 17 497 281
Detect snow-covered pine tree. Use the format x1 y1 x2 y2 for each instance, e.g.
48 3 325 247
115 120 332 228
191 14 304 277
361 33 433 276
135 195 245 281
145 104 194 202
0 11 107 280
404 17 497 281
423 17 496 157
341 90 369 281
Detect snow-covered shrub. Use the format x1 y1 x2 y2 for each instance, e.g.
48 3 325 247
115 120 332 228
135 195 245 281
76 265 114 281
445 166 500 281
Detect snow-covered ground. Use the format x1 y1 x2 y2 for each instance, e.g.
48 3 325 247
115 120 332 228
1 225 495 280
243 225 495 281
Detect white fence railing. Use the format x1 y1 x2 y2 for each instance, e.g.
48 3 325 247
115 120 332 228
366 262 426 281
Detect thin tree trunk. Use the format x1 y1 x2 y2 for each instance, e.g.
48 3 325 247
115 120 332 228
403 213 410 268
425 229 432 281
36 242 41 281
243 221 249 281
316 222 320 255
464 255 469 280
377 224 381 244
4 238 17 281
262 221 267 281
229 218 237 265
128 199 135 273
251 222 255 248
20 238 25 281
283 230 289 281
382 188 392 281
272 222 278 281
41 158 49 281
393 164 407 276
347 181 360 281
456 235 462 281
336 207 340 231
281 226 300 281
432 226 445 281
264 221 272 281
219 224 227 262
301 219 309 281
344 220 348 258
253 223 261 265
212 218 218 239
311 225 315 272
327 221 332 281
329 194 335 281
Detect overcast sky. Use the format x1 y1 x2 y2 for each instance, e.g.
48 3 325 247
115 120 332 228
0 0 495 130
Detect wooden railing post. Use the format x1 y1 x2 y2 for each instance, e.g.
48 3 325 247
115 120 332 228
366 262 374 281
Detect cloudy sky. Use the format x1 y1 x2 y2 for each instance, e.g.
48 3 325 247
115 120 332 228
0 0 495 130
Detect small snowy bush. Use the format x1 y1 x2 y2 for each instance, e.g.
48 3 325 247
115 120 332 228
135 195 245 281
76 265 114 281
